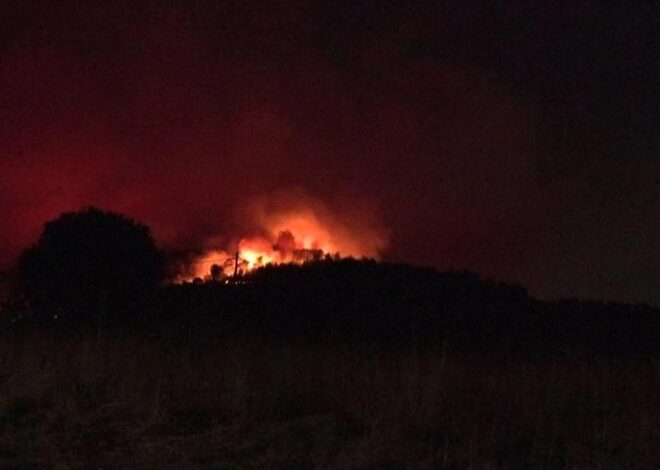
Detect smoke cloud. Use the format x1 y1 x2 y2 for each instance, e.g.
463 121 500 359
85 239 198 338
1 2 659 303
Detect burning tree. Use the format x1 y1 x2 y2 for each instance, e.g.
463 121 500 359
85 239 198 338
178 205 385 282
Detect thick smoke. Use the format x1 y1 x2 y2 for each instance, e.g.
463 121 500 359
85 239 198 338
175 190 388 281
1 2 659 303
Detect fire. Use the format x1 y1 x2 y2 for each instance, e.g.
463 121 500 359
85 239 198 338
178 205 385 282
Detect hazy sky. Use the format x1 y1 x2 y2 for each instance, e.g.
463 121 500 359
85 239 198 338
1 1 659 304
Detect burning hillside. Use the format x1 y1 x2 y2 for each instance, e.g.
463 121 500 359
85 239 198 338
176 200 387 282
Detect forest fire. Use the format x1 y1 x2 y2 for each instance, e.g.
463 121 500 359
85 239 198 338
177 207 384 282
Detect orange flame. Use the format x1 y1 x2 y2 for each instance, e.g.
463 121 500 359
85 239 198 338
178 205 385 282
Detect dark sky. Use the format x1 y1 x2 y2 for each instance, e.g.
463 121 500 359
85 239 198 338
1 1 659 304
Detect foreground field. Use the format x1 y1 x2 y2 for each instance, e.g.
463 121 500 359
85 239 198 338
1 333 660 469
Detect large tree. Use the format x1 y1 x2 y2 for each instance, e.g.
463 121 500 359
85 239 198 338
17 207 164 322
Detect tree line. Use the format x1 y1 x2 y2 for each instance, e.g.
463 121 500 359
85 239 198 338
3 207 660 358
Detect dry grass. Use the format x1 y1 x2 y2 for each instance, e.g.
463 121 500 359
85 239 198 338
1 333 660 468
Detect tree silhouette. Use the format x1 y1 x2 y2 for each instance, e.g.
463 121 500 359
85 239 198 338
17 207 164 323
210 263 225 282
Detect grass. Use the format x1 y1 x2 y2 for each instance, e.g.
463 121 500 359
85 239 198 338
1 332 660 468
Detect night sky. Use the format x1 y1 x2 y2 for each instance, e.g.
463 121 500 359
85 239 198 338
1 2 659 304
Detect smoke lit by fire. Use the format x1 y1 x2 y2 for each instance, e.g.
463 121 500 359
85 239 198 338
177 202 387 282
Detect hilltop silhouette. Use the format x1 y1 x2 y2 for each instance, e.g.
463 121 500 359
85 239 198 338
3 209 659 359
151 258 660 358
3 210 660 468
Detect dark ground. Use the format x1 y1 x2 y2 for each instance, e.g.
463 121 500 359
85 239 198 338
2 260 660 468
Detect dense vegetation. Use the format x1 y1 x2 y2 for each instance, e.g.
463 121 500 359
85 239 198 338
9 256 660 358
15 207 164 324
30 258 649 359
2 209 660 467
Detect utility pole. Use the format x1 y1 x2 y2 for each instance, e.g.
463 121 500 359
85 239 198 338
233 251 240 278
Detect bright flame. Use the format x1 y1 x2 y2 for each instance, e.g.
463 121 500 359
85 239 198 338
178 205 385 282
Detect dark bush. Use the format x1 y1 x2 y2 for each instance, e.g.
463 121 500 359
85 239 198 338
16 207 164 324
